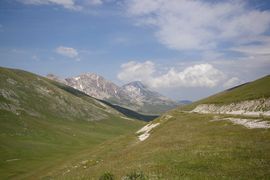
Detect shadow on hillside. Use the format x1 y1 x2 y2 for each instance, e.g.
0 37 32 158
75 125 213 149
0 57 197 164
51 80 158 122
99 100 159 122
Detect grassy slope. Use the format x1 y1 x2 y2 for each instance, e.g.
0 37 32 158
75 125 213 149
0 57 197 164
181 75 270 111
59 112 270 179
52 75 270 179
0 67 144 179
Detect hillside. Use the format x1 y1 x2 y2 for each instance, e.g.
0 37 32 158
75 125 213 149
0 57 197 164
47 75 270 179
50 112 270 179
181 75 270 112
0 67 144 179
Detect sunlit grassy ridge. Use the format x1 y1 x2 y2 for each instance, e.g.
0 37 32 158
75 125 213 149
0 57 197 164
181 75 270 111
0 67 144 179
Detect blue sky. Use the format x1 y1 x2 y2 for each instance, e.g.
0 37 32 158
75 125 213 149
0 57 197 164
1 0 270 100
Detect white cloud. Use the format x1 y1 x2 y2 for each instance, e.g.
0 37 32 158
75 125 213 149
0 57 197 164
55 46 79 60
223 77 242 88
155 64 225 88
125 0 270 51
118 61 226 88
18 0 103 10
117 61 154 82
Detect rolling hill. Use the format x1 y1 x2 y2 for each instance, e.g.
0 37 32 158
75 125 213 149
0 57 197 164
48 75 270 179
181 75 270 112
0 67 145 179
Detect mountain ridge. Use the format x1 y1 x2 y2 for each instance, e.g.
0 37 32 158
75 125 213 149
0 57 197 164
47 72 178 114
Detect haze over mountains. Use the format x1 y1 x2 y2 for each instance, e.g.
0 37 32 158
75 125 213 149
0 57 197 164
47 73 178 115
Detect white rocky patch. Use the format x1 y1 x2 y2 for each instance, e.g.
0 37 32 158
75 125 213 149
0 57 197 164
120 116 134 121
96 76 100 87
35 85 52 95
192 98 270 117
6 158 20 162
7 78 17 85
79 84 83 90
163 115 173 120
212 117 270 129
136 123 160 141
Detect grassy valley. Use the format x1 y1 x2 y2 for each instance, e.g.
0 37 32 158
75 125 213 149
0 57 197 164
47 75 270 179
0 67 144 179
1 67 270 179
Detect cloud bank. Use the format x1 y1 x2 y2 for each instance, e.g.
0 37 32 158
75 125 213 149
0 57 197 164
125 0 270 51
118 61 226 89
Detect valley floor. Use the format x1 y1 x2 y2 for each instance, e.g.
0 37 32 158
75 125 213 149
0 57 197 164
0 112 144 180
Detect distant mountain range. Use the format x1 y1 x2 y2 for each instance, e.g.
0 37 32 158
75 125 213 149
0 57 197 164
47 73 178 114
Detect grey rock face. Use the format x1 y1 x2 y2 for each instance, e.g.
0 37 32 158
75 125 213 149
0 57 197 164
49 73 178 114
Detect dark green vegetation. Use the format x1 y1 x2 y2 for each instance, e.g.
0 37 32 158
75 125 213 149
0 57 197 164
0 67 144 179
181 75 270 111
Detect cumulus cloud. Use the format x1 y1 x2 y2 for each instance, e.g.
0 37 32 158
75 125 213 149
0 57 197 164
18 0 103 10
125 0 270 51
118 61 226 89
55 46 79 60
118 61 155 82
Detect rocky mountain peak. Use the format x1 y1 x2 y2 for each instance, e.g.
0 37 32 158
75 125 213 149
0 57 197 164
65 73 126 100
52 73 178 114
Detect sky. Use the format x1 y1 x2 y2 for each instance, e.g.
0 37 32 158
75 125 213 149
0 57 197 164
0 0 270 101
